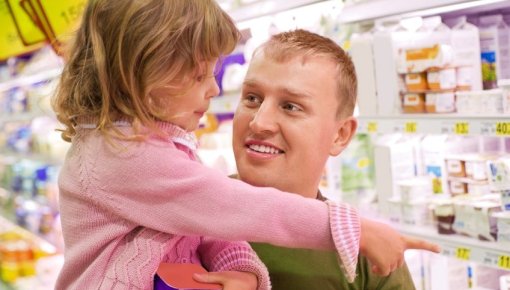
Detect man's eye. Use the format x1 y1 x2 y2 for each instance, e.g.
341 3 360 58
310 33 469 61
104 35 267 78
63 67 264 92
282 103 301 112
243 94 262 106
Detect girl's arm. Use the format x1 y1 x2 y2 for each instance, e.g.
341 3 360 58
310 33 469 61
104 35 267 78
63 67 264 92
68 136 437 282
197 238 269 290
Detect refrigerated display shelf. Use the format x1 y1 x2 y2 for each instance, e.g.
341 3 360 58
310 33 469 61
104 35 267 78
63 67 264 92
398 224 510 271
338 0 510 24
357 115 510 137
224 0 328 22
0 68 61 93
0 216 57 255
0 111 54 125
0 150 63 165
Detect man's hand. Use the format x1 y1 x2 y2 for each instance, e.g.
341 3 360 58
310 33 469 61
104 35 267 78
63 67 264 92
193 271 258 290
360 218 441 276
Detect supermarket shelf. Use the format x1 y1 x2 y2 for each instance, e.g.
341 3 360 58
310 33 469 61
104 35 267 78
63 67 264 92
357 115 510 137
224 0 327 22
398 224 510 271
0 111 55 125
338 0 510 24
0 68 62 93
209 93 240 115
0 150 64 165
0 215 57 255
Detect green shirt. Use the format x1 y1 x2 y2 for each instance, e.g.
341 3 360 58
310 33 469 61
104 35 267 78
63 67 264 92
228 175 416 289
250 243 416 290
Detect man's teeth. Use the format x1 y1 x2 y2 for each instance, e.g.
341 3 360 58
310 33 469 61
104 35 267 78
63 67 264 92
249 144 281 154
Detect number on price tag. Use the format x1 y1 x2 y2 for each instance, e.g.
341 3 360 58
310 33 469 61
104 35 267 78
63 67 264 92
404 122 417 133
456 247 471 260
496 122 510 136
454 122 469 135
498 255 510 269
367 122 378 133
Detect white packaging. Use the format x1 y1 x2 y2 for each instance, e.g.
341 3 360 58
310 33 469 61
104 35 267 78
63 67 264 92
493 211 510 247
374 134 420 215
397 44 454 73
350 33 378 115
373 27 404 115
503 189 510 211
425 92 456 113
429 255 469 290
487 157 510 191
479 14 510 89
397 177 432 203
387 197 402 223
420 135 478 196
498 78 510 114
449 180 468 195
472 201 501 241
455 66 473 90
402 199 431 226
427 68 456 90
445 16 483 91
456 90 482 114
467 183 490 195
471 264 510 290
501 274 510 290
481 88 504 114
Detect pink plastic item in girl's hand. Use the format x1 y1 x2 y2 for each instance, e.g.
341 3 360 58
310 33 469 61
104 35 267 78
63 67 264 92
154 263 222 290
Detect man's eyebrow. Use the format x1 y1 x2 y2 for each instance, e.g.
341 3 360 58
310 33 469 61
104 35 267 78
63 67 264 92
278 87 313 100
243 79 313 100
242 79 260 88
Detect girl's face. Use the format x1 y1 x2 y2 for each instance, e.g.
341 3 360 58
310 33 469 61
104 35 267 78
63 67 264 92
151 59 220 131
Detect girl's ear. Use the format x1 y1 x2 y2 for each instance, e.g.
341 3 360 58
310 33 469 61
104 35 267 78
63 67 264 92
329 117 357 156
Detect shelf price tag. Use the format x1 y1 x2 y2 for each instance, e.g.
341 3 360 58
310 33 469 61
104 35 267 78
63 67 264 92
455 247 471 260
367 121 378 133
454 122 469 135
496 122 510 136
498 255 510 270
404 122 417 134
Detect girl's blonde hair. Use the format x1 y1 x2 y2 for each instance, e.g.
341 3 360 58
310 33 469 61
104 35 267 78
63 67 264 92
53 0 240 142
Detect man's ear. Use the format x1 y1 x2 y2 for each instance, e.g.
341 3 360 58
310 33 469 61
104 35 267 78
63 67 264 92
329 117 357 156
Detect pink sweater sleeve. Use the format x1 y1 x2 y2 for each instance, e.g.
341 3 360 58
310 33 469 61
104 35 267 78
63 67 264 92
198 238 270 290
66 134 360 282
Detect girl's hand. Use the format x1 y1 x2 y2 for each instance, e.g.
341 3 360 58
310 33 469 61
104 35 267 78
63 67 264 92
360 218 441 276
193 271 258 290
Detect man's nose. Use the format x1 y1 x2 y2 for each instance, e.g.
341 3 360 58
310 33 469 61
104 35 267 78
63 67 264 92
249 102 278 134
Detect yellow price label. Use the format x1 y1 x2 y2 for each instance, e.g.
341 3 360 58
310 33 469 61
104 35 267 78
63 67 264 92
496 122 510 136
367 122 378 133
404 122 417 133
498 255 510 269
455 247 471 260
454 122 469 135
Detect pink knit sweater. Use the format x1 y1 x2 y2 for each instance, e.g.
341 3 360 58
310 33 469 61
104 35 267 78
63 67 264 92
56 121 360 289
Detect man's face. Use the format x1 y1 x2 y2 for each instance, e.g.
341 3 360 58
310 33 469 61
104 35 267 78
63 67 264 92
233 51 353 197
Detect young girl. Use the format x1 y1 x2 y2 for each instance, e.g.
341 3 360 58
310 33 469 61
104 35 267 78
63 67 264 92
52 0 437 289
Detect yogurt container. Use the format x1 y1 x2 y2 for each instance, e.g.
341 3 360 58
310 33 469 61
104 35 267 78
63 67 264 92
493 211 510 247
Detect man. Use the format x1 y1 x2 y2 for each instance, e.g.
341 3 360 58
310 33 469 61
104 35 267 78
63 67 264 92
231 29 417 289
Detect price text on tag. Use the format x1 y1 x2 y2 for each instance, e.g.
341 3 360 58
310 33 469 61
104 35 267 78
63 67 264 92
496 122 510 136
456 247 471 260
454 122 469 135
367 121 378 133
498 255 510 269
404 122 417 133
